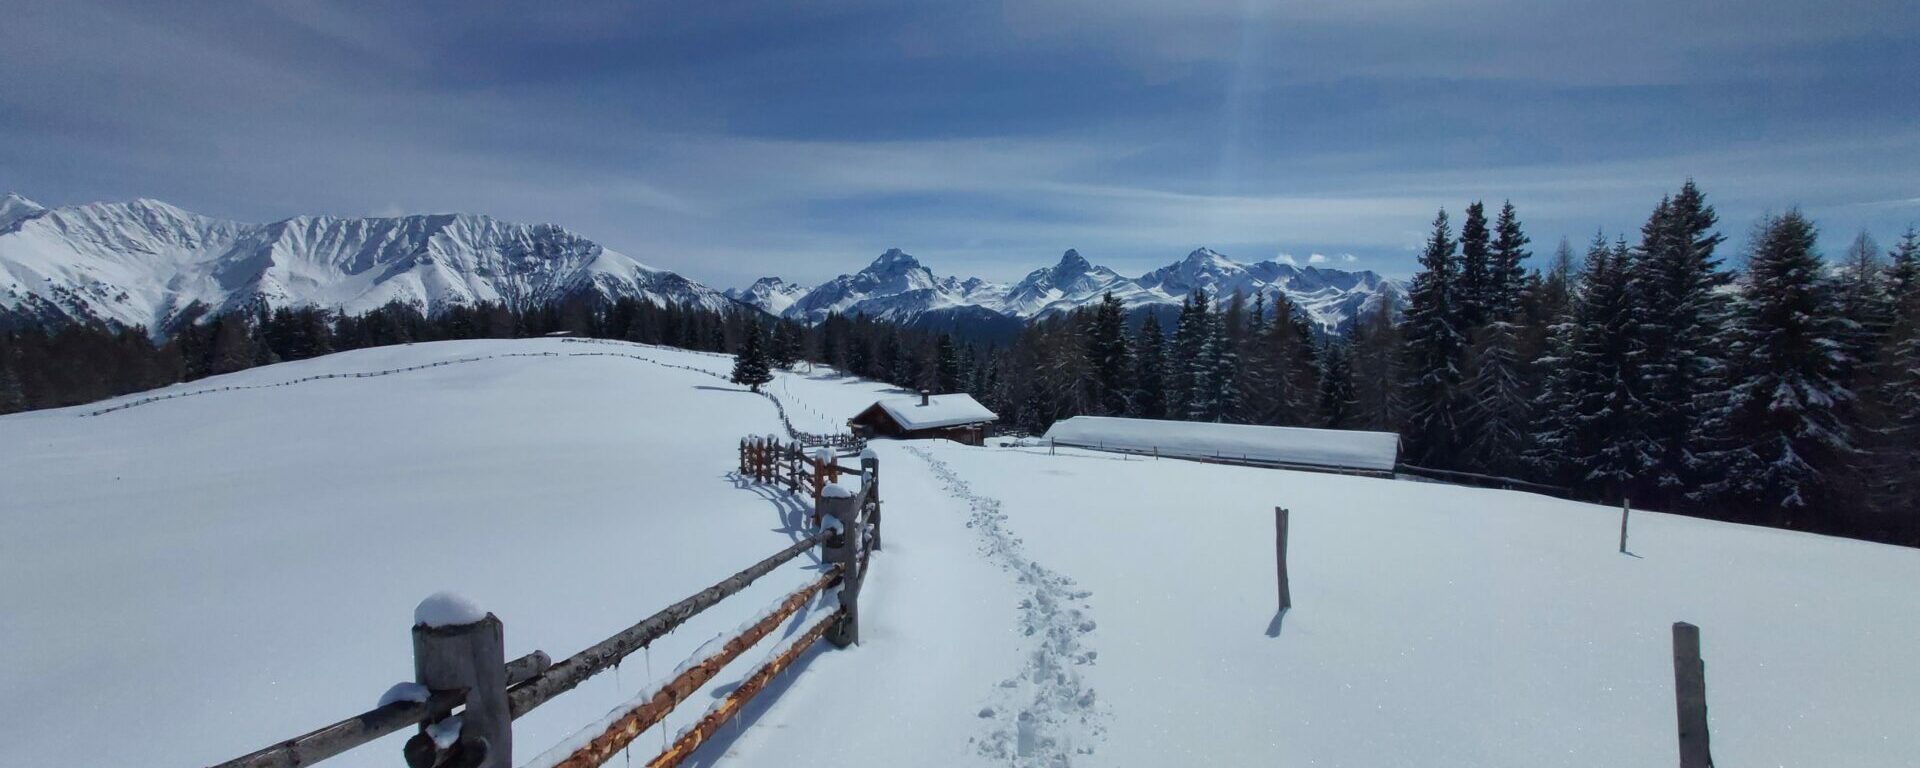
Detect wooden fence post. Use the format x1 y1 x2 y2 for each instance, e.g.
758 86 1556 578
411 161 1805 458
1620 499 1631 554
1275 507 1291 612
408 594 511 768
818 486 862 648
861 450 881 552
1672 621 1712 768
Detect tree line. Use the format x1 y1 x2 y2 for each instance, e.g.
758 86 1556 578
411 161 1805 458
6 180 1916 545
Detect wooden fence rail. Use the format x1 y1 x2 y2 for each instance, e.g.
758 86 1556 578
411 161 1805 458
208 444 883 768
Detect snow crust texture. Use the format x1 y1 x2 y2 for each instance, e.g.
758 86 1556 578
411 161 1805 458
906 446 1108 766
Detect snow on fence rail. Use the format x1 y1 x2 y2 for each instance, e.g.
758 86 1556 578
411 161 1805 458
207 448 884 768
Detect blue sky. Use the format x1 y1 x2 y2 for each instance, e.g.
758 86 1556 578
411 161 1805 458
2 0 1916 286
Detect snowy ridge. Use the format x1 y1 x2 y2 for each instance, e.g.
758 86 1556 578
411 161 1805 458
0 194 735 333
768 247 1400 330
904 446 1107 766
725 277 812 315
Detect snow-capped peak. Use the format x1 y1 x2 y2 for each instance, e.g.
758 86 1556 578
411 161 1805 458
0 193 48 233
726 276 811 315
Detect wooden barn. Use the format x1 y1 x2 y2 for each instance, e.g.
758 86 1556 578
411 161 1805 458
848 391 998 446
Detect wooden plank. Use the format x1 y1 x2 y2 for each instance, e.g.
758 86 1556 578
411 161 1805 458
1672 622 1712 768
547 569 840 768
207 690 464 768
507 530 830 718
645 609 843 768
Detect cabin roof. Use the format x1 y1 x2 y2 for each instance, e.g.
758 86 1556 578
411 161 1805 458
854 393 999 431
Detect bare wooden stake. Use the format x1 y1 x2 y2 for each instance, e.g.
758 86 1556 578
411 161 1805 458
1275 507 1291 611
1620 499 1631 554
1672 621 1712 768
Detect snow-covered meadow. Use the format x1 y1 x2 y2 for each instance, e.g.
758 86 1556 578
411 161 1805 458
3 338 1916 767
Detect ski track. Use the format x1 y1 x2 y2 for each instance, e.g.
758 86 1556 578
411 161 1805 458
904 446 1107 768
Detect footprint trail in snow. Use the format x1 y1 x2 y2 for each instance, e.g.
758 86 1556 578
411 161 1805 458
905 446 1107 767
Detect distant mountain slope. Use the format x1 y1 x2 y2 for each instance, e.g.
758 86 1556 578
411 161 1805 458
0 194 734 333
723 276 811 316
768 247 1400 331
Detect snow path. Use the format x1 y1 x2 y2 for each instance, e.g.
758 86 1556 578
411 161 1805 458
904 446 1108 767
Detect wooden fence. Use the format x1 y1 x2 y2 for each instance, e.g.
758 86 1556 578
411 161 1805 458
208 445 881 768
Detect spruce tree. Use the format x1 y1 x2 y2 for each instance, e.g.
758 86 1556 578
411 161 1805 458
1087 292 1132 415
730 319 774 392
1401 209 1469 466
1131 313 1168 419
1488 202 1531 322
1457 201 1493 328
1170 291 1212 417
1317 338 1358 429
1348 297 1402 432
935 334 963 392
1868 246 1920 541
1623 181 1728 505
1535 234 1643 498
1464 317 1530 477
1834 231 1891 383
1696 211 1855 526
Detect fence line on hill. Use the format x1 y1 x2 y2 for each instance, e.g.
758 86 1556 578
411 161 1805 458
206 442 883 768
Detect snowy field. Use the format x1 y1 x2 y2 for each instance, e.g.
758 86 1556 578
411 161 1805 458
4 338 1917 767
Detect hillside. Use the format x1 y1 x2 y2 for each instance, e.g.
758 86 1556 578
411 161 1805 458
2 339 1915 767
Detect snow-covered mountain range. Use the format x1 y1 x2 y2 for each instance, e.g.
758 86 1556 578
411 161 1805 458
2 192 1398 339
738 247 1400 331
0 194 733 333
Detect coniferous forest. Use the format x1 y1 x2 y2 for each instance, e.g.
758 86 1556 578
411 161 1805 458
5 182 1917 545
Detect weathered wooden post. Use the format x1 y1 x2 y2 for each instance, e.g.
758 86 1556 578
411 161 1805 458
1620 498 1631 554
1672 621 1712 768
738 438 748 476
819 484 862 648
1275 507 1291 611
861 449 881 551
407 593 511 768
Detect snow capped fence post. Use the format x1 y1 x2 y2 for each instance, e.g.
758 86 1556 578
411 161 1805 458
1275 507 1292 612
407 593 512 768
818 484 862 648
1672 622 1712 768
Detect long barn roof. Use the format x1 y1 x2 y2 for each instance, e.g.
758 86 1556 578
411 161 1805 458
1042 416 1400 472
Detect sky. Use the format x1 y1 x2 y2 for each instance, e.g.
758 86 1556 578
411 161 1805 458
2 0 1917 286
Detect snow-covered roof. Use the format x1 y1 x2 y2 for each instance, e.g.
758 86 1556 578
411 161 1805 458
1042 416 1399 472
866 393 998 430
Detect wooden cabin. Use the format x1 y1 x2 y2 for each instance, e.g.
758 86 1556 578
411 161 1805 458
848 391 998 446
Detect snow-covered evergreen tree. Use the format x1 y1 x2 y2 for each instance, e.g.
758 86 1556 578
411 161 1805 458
1349 296 1402 432
1619 181 1728 504
1488 201 1531 323
730 319 774 392
1130 313 1168 419
1695 211 1856 525
1087 292 1133 416
1535 234 1644 499
1457 201 1492 329
1401 209 1469 467
1169 291 1212 417
1465 318 1530 478
1317 337 1358 429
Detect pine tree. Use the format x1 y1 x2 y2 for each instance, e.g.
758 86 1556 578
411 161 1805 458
1169 291 1212 417
1087 292 1132 415
1401 209 1469 466
1457 201 1493 328
1130 313 1168 419
934 334 963 392
1696 211 1855 526
1488 201 1531 323
730 319 774 392
1317 338 1358 429
1464 317 1529 477
1623 181 1728 505
1534 234 1643 498
1348 297 1402 432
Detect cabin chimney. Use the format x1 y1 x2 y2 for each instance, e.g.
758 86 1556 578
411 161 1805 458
920 390 930 406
